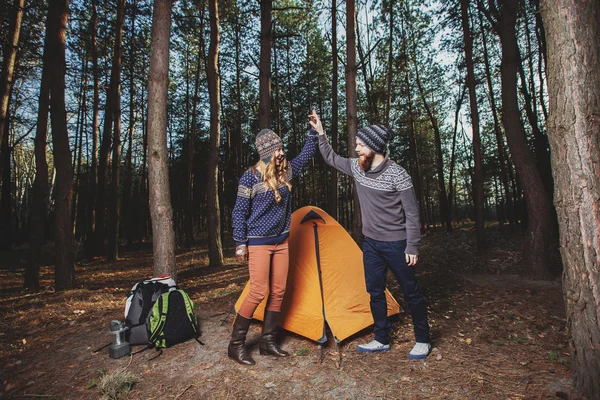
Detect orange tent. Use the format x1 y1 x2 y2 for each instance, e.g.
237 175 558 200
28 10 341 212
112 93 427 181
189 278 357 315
235 206 400 343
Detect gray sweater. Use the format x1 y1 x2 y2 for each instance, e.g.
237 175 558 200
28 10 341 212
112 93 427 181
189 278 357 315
318 135 421 255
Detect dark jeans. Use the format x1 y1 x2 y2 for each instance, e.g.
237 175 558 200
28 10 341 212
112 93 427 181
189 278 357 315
363 237 430 344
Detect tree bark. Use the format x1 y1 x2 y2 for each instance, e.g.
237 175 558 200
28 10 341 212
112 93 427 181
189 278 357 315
124 0 137 247
384 0 394 126
206 0 223 266
0 0 24 187
499 0 552 279
541 0 600 397
330 0 338 220
414 64 451 233
148 0 176 279
85 0 100 256
107 0 126 261
259 0 272 129
448 84 466 230
346 0 362 243
71 59 87 235
49 0 75 291
459 0 485 250
0 122 11 250
517 48 553 197
479 11 515 227
25 7 52 290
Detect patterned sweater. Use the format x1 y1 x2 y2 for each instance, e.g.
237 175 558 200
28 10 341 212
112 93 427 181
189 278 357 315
232 132 318 246
318 135 421 255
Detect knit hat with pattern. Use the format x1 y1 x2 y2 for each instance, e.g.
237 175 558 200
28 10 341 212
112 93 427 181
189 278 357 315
256 129 283 164
357 124 394 154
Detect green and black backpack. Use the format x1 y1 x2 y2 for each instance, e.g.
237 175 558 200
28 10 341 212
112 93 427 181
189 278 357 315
147 289 202 349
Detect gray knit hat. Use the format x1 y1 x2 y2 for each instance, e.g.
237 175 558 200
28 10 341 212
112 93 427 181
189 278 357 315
357 124 394 154
256 129 283 163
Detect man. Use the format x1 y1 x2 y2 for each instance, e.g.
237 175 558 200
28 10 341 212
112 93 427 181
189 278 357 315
309 110 430 359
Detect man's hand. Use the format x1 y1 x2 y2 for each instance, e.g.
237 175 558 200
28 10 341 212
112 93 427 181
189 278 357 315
308 109 325 135
406 253 418 267
236 245 248 264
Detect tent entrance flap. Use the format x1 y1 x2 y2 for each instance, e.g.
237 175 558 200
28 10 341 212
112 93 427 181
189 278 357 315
314 222 330 344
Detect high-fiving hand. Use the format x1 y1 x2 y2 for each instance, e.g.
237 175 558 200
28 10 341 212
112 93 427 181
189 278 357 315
308 109 325 135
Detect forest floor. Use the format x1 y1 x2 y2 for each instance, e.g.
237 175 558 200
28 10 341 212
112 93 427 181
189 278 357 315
0 224 572 400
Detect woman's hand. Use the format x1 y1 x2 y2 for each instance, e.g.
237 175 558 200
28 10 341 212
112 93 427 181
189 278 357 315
236 245 248 264
308 109 325 135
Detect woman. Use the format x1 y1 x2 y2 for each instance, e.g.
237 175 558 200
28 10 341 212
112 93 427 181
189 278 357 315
229 121 318 365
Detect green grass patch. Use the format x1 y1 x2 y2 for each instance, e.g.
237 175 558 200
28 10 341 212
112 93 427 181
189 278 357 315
295 346 309 356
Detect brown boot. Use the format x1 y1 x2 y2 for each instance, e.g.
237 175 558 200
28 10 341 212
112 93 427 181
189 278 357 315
228 314 255 365
259 310 289 357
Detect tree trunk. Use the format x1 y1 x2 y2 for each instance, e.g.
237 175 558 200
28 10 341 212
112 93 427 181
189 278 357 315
25 9 52 290
479 11 515 228
405 70 425 229
148 0 176 279
447 84 466 229
329 0 338 220
49 0 75 291
206 0 223 266
355 12 376 123
107 0 125 261
541 0 600 396
459 0 485 250
124 0 137 247
517 49 553 197
184 46 201 249
499 0 552 279
85 0 100 256
259 0 272 129
0 0 24 187
384 0 394 126
0 125 11 250
71 60 86 236
414 65 451 233
346 0 362 243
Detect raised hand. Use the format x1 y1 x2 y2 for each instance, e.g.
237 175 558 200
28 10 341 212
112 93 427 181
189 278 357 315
308 109 325 135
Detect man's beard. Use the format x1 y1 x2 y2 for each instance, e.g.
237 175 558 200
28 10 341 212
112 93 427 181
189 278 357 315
358 152 375 171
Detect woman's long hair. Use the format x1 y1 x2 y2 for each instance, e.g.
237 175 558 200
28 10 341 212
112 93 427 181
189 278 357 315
256 158 291 203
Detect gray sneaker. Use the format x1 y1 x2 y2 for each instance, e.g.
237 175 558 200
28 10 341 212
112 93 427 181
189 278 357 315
357 340 390 353
408 342 431 359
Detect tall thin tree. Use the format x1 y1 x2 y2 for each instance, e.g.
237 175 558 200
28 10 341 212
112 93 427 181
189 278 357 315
0 0 25 186
346 0 361 242
206 0 224 266
459 0 485 250
49 0 76 291
86 0 100 256
25 0 51 290
494 0 553 278
148 0 176 279
107 0 126 261
330 0 338 220
259 0 272 128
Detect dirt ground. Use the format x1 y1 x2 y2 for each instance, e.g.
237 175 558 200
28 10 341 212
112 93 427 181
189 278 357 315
0 225 573 399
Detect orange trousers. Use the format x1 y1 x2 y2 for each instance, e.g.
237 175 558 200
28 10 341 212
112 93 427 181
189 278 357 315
238 240 289 319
